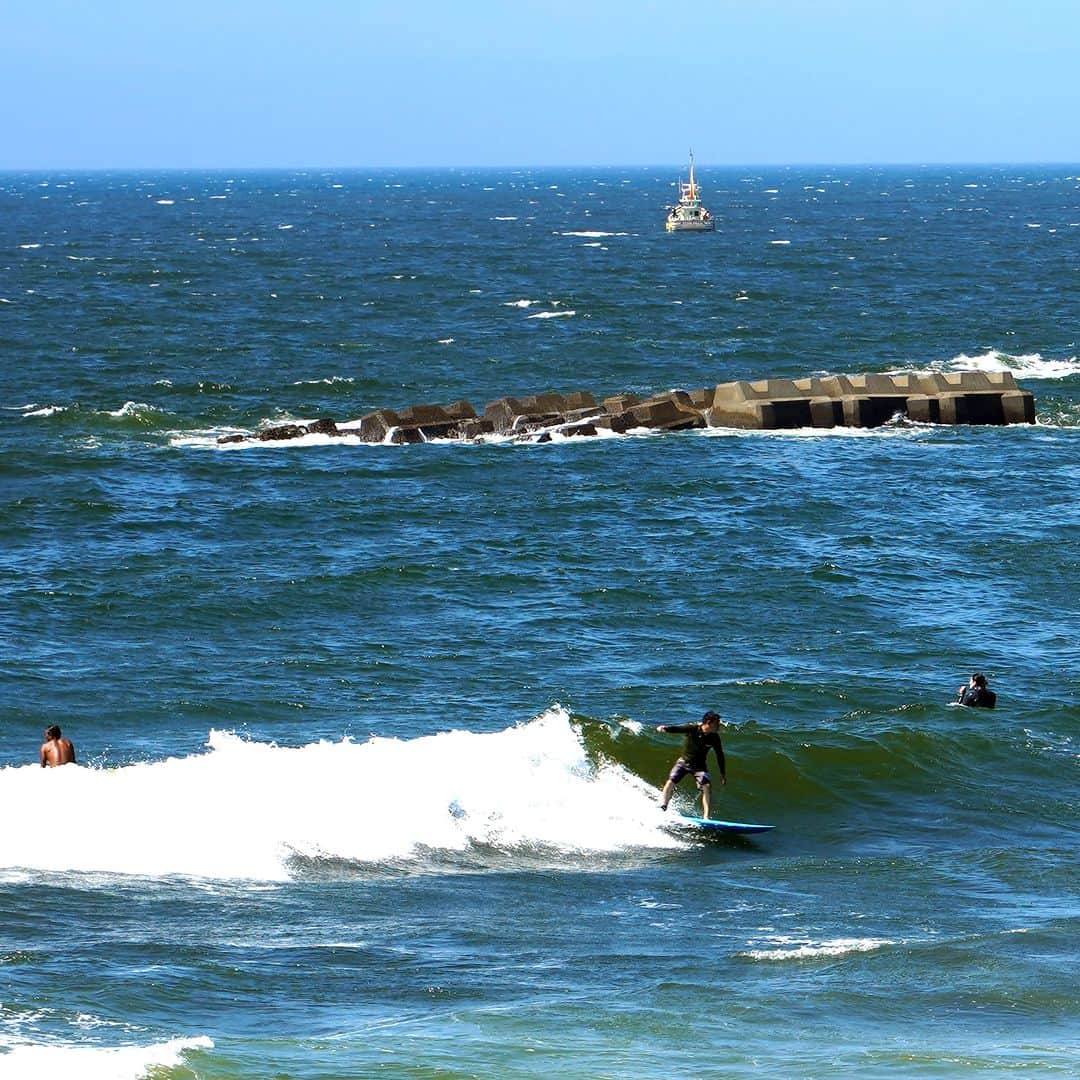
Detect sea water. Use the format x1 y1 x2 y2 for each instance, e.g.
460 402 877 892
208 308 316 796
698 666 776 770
1 167 1077 1077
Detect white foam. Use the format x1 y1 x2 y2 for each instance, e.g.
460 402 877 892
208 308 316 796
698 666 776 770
290 376 355 387
493 216 518 221
155 199 174 205
107 401 160 419
527 310 576 319
769 239 791 245
22 404 66 418
504 299 537 307
560 231 626 238
18 243 41 249
0 1036 212 1080
740 936 894 961
889 350 1080 381
0 710 681 881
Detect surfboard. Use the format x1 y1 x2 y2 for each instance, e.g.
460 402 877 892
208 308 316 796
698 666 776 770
670 814 775 835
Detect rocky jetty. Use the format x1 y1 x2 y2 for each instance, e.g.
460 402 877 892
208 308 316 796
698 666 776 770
219 370 1035 446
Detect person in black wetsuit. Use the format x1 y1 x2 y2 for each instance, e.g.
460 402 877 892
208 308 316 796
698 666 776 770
656 710 726 818
957 672 997 708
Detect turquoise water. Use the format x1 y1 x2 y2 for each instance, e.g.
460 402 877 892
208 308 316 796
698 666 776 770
1 167 1078 1077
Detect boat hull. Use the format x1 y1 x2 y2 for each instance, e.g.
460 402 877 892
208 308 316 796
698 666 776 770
666 218 715 232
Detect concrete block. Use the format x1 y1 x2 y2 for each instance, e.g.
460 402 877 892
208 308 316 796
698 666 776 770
454 418 496 439
442 400 478 421
1001 390 1035 424
388 425 424 444
937 392 969 424
707 401 778 429
602 393 640 413
809 397 842 428
483 397 525 433
396 403 452 426
841 396 874 427
905 395 941 423
964 393 1006 425
628 398 704 430
357 409 401 443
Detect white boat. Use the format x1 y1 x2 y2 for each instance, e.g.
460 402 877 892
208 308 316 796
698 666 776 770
665 151 715 232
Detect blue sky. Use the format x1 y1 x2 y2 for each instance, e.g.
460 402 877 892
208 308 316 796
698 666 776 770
3 0 1078 168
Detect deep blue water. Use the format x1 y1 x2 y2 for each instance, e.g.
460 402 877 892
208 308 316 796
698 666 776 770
1 167 1078 1078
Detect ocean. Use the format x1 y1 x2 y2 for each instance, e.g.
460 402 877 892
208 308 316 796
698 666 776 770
1 165 1077 1078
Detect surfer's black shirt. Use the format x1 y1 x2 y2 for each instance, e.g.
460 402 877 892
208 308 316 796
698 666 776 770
959 686 997 708
665 724 726 775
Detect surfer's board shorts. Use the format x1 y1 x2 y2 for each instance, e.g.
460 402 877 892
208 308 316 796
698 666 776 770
668 758 710 789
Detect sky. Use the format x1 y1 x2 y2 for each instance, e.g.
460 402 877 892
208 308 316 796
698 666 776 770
2 0 1078 169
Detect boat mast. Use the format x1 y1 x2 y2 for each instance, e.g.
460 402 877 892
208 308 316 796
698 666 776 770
688 149 697 201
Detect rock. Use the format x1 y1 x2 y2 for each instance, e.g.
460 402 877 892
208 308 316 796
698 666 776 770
305 417 339 436
217 433 247 444
257 424 307 441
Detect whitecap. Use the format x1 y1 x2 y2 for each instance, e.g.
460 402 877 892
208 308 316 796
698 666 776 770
527 310 576 319
740 936 894 961
18 243 41 249
769 239 792 245
107 401 160 419
504 299 537 308
155 199 174 205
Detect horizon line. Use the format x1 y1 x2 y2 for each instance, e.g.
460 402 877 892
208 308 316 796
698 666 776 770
2 160 1080 174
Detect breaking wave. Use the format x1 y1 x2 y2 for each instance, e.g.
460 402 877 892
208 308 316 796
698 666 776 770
0 1036 212 1080
889 350 1080 381
0 710 681 882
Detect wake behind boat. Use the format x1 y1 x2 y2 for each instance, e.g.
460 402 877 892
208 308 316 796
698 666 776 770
665 150 715 232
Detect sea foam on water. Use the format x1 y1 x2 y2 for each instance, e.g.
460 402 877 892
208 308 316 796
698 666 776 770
0 1036 213 1080
0 709 678 882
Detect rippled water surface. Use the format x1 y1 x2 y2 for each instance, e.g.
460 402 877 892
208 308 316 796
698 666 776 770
1 167 1078 1078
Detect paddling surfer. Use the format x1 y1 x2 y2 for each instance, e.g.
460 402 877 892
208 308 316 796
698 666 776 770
956 672 996 708
656 710 726 818
40 725 76 767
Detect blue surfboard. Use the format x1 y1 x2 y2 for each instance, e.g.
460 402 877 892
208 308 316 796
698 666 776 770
670 814 775 835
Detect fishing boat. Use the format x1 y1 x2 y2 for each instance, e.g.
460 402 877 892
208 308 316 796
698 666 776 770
665 151 715 232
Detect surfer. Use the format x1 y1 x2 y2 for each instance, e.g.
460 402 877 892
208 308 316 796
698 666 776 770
957 672 996 708
40 725 77 767
656 710 726 818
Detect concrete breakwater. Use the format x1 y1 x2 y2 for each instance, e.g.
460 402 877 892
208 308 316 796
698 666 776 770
222 370 1035 445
